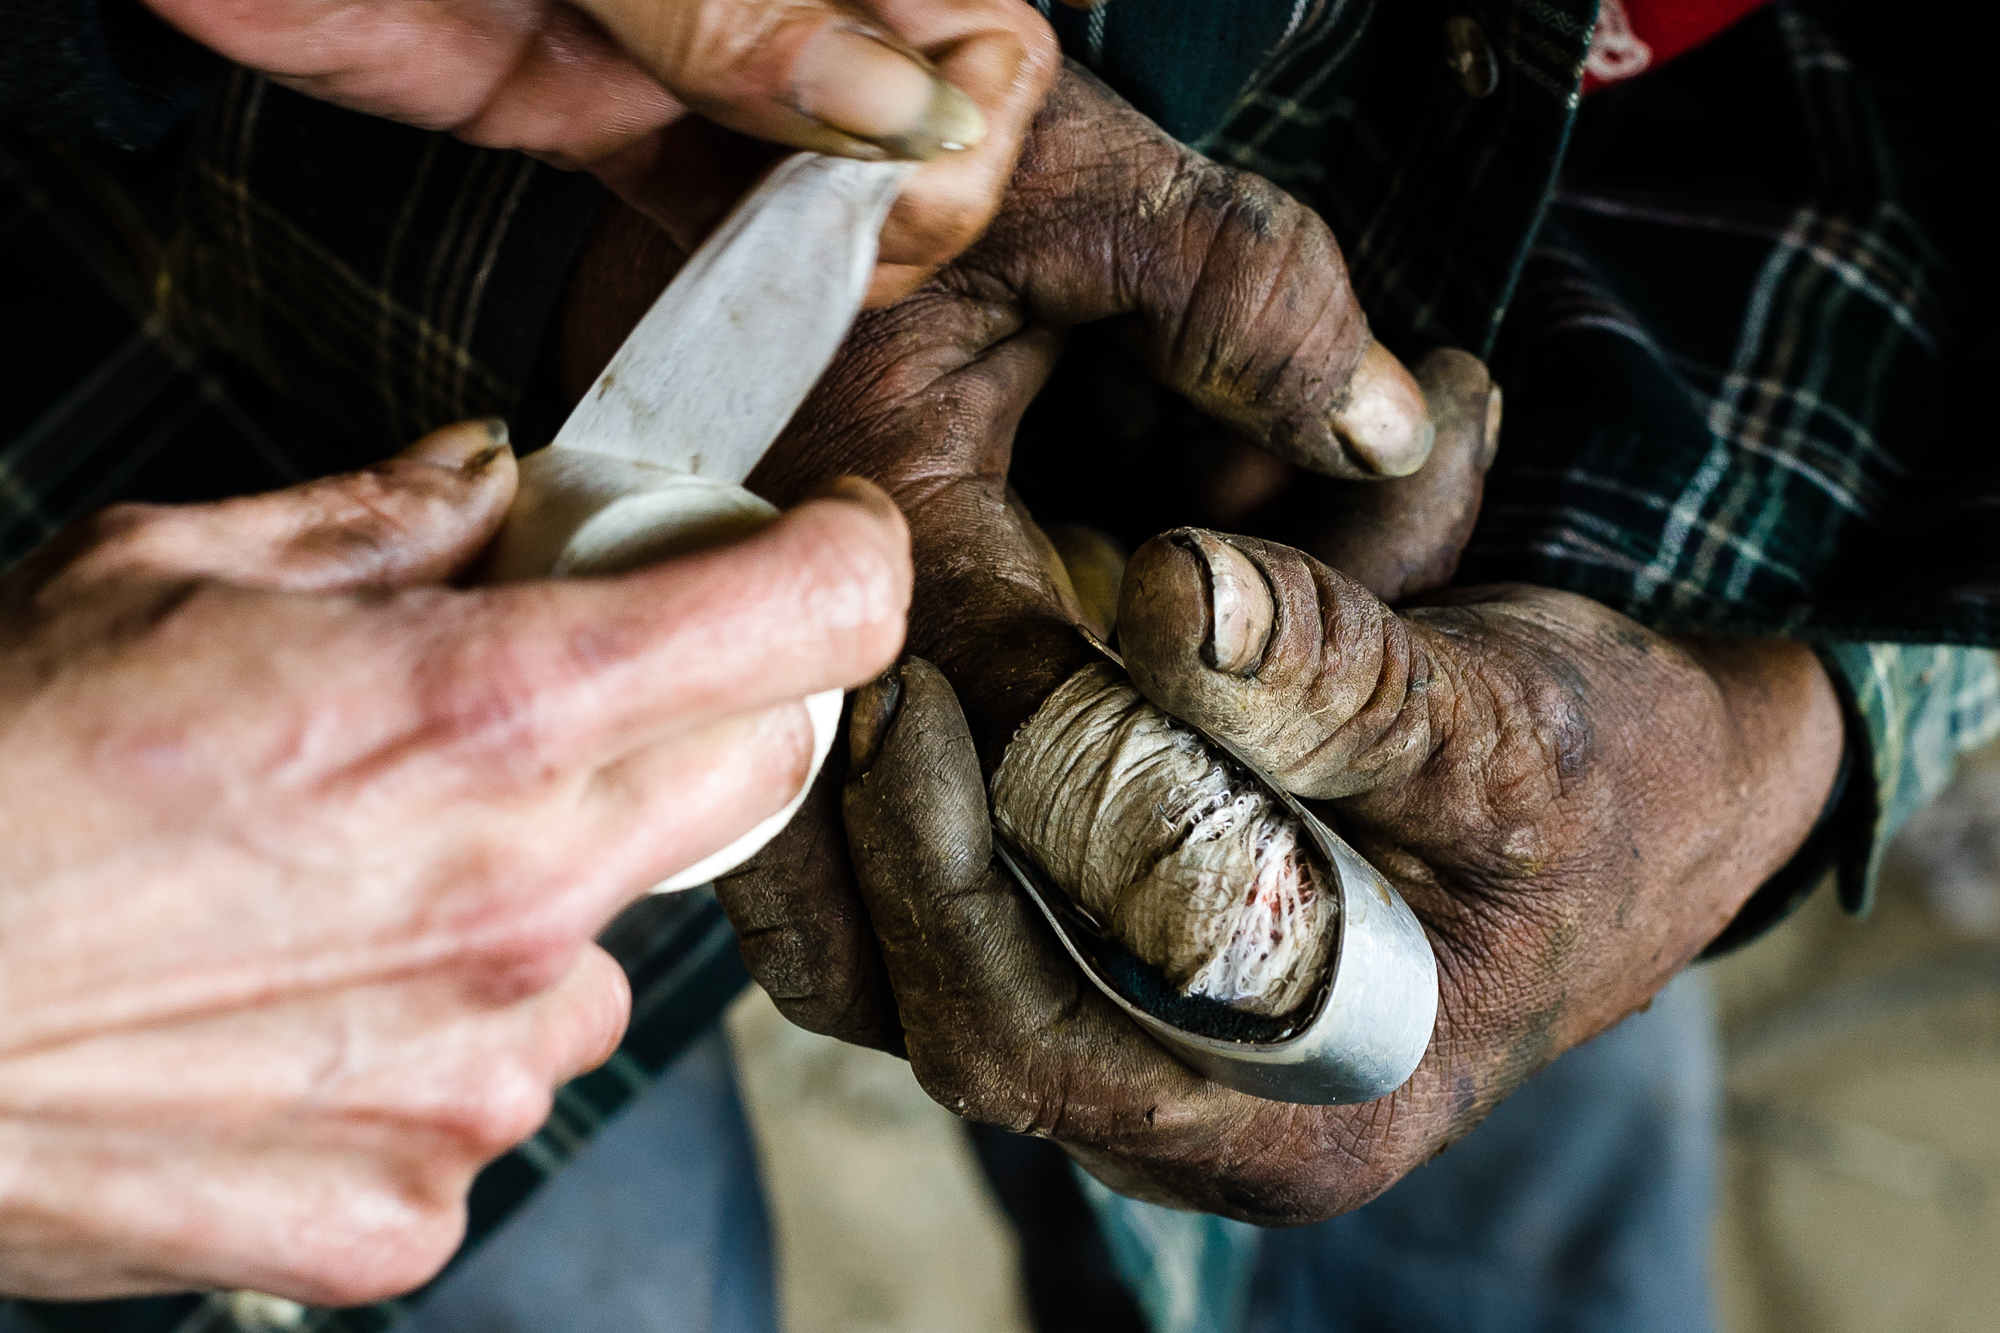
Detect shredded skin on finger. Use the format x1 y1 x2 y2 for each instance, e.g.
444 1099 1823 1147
991 664 1335 1015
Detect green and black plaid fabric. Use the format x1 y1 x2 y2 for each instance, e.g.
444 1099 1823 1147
1042 0 2000 912
1455 5 2000 904
2 117 747 1333
5 0 1998 1326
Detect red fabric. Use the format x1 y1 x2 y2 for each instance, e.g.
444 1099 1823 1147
1581 0 1772 93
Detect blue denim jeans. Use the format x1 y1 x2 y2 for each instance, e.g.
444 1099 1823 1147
398 1028 777 1333
1080 969 1720 1333
1235 969 1721 1333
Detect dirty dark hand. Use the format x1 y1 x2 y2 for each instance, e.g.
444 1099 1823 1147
616 64 1841 1220
549 65 1486 1046
611 63 1842 1221
841 552 1839 1220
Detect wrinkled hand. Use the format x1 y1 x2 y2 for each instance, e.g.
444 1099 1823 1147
629 66 1455 1047
842 549 1840 1219
679 67 1838 1220
142 0 1057 298
0 423 909 1300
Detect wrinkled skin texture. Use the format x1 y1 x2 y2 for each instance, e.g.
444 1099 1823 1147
556 65 1446 1048
143 0 1059 301
727 71 1457 1046
556 65 1841 1219
844 589 1837 1219
0 424 911 1299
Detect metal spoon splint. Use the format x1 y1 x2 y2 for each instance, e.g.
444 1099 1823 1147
992 631 1439 1105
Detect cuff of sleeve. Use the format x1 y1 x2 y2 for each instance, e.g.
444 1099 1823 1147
1704 641 2000 958
1821 642 2000 915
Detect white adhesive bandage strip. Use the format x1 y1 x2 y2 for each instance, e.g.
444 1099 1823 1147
992 663 1336 1016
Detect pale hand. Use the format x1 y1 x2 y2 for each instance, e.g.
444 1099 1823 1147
141 0 1059 301
0 423 910 1301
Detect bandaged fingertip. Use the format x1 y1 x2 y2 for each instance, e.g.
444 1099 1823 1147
991 663 1336 1016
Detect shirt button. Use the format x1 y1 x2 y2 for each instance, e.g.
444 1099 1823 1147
1443 15 1500 98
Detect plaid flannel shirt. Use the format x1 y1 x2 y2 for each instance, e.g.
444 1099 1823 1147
4 0 1997 1327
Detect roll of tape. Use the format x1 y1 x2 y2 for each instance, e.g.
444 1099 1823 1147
488 449 842 892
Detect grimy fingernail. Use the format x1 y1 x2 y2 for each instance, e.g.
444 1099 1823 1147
793 25 986 161
1331 340 1435 477
849 663 906 775
398 418 511 469
465 420 513 473
1188 533 1273 676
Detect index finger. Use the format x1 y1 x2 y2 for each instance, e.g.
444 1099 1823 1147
420 480 911 771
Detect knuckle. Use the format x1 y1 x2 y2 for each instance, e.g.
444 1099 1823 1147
795 515 911 653
738 923 869 1040
768 991 865 1042
907 1037 1036 1130
1508 655 1596 790
985 1 1062 73
78 576 262 667
561 948 633 1073
757 701 818 801
406 602 570 774
460 924 585 1004
284 469 434 565
908 1058 986 1120
429 1062 556 1159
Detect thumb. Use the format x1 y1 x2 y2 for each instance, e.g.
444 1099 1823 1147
71 420 519 595
842 660 999 956
576 0 1008 163
1116 528 1446 800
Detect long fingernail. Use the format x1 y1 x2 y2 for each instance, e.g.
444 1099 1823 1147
1185 533 1274 675
1332 341 1435 477
793 25 986 161
399 418 510 469
849 663 905 774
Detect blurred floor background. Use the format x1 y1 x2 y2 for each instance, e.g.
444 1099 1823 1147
725 993 1032 1333
728 740 2000 1333
1711 739 2000 1333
